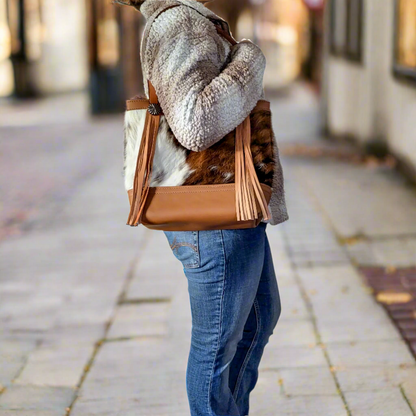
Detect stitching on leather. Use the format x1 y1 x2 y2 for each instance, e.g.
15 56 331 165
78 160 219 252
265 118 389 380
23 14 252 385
149 184 272 195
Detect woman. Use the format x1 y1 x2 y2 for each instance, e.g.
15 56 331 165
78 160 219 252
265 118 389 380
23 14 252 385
119 0 288 414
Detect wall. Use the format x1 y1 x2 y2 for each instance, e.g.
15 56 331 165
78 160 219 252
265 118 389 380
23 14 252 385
325 0 416 169
33 0 88 94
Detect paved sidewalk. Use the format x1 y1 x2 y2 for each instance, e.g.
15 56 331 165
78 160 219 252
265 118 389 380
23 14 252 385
1 85 416 415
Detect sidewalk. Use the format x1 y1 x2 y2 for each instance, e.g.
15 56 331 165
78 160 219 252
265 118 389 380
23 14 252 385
0 85 415 416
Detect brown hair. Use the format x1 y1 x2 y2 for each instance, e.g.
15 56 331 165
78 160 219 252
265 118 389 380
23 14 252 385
113 0 211 10
112 0 145 10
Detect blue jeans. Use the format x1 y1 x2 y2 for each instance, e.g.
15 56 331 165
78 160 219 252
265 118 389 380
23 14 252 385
164 223 281 416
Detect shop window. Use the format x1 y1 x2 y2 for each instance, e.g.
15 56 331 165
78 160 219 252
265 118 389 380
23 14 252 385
330 0 364 63
393 0 416 82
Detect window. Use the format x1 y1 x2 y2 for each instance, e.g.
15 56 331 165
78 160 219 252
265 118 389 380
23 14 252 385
329 0 364 63
393 0 416 82
345 0 363 61
330 0 347 55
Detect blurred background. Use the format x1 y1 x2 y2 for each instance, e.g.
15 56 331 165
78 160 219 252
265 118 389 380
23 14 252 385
0 0 322 106
1 0 416 415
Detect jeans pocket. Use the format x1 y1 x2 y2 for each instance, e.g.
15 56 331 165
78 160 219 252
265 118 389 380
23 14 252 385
164 231 200 269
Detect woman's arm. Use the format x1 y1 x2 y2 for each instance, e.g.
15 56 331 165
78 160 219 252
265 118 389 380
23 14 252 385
146 6 266 152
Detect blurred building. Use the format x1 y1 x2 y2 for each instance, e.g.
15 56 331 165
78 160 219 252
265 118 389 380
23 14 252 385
0 0 143 107
1 0 318 110
1 0 88 97
323 0 416 173
230 0 312 89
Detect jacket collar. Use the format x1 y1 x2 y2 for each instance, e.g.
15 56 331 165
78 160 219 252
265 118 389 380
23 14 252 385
139 0 227 25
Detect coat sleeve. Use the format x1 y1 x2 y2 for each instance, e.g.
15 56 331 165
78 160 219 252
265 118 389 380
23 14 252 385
146 6 266 152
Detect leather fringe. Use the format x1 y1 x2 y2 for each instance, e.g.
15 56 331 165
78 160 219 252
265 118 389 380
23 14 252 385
235 117 271 222
127 111 160 226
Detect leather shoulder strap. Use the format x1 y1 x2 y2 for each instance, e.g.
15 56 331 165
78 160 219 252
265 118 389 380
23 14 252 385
153 4 181 20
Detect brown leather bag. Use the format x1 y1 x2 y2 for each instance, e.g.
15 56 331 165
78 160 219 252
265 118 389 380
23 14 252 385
125 5 274 231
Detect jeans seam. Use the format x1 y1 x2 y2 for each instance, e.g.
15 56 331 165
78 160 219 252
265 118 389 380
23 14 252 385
169 234 200 268
232 296 261 402
207 230 226 416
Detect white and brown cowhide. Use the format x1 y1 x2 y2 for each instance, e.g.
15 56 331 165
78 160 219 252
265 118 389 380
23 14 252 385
123 101 276 191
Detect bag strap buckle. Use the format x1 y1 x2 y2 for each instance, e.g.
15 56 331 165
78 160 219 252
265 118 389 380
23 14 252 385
148 103 163 116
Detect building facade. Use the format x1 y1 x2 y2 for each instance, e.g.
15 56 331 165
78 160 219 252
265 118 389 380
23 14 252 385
324 0 416 173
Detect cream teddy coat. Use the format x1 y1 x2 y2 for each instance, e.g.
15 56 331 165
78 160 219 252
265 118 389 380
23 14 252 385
127 0 288 225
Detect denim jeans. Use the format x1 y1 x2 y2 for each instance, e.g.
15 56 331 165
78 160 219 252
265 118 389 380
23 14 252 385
163 223 281 416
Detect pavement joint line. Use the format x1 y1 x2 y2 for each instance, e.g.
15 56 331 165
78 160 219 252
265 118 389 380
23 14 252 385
400 384 416 416
285 164 416 413
282 231 352 416
337 233 368 246
11 341 40 382
65 232 151 416
316 340 415 347
338 232 416 246
117 228 153 305
282 173 355 415
286 163 414 356
290 165 360 261
290 164 416 361
103 334 166 343
0 338 43 400
118 297 171 305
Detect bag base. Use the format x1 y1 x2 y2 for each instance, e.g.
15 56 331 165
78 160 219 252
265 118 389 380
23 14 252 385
127 183 272 231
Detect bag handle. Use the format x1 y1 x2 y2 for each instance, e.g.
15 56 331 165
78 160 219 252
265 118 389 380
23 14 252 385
127 6 271 226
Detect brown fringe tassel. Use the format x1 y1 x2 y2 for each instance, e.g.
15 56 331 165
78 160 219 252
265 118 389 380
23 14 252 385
127 112 161 226
235 116 271 222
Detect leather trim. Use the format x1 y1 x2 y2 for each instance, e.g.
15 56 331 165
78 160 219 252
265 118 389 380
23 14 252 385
126 99 269 113
126 99 150 111
148 81 158 104
127 183 272 231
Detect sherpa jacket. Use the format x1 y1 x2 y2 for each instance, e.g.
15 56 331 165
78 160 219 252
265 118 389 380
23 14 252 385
135 0 288 225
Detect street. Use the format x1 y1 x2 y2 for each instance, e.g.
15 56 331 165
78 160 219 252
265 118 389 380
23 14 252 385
1 84 416 416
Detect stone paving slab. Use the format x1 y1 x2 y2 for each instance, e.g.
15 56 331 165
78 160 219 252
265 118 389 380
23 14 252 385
260 344 328 370
347 238 416 267
0 386 75 412
72 339 189 415
278 284 311 321
73 400 190 416
2 88 416 415
107 303 171 339
297 265 392 324
326 340 415 367
251 371 347 415
15 345 94 387
277 366 339 396
125 250 182 302
334 365 416 391
41 324 106 347
317 318 402 343
270 319 316 347
344 389 414 416
292 160 416 237
0 412 60 416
